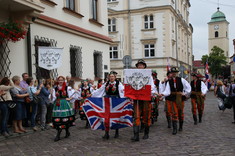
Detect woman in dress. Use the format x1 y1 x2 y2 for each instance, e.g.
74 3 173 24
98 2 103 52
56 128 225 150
92 71 124 139
52 76 75 142
79 80 94 128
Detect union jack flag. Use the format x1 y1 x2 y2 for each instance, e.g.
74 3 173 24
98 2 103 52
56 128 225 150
82 97 133 130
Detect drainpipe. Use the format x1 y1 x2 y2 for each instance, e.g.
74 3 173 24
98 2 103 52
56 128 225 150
27 24 32 76
128 0 131 56
175 0 179 67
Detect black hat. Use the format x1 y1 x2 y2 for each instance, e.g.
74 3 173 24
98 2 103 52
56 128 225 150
191 72 199 77
135 59 147 68
170 67 179 73
109 71 118 75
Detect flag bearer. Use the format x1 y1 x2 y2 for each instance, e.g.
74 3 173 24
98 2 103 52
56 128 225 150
92 71 124 139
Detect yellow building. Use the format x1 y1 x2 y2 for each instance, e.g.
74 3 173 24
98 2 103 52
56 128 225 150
107 0 193 81
208 7 229 58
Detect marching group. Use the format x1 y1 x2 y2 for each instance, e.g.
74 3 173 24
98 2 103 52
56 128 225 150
0 59 235 142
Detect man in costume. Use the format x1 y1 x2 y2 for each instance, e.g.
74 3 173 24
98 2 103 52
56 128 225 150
92 71 124 139
151 70 160 123
161 71 173 128
166 67 191 135
131 60 170 141
190 73 208 125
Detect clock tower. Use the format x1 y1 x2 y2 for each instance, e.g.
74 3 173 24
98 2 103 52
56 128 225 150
208 7 229 58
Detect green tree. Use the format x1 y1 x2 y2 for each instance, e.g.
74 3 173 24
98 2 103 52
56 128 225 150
201 46 227 78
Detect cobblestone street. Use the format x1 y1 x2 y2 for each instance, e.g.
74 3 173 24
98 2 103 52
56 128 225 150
0 91 235 156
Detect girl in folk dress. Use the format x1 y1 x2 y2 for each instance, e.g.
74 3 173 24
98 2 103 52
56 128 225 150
51 76 75 142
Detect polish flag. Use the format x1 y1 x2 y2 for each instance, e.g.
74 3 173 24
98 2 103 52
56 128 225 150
167 57 171 72
124 69 152 101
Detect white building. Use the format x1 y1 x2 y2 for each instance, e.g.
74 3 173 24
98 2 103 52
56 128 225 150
0 0 112 80
107 0 193 80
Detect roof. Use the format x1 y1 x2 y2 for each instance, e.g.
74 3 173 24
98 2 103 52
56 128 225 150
209 7 227 23
193 60 204 68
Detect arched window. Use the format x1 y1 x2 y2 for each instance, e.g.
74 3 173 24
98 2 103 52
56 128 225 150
144 14 154 29
215 31 219 38
108 18 116 32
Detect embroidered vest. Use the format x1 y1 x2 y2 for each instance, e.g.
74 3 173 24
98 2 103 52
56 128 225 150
105 80 120 97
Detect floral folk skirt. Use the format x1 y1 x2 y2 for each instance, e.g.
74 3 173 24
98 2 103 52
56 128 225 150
52 99 75 129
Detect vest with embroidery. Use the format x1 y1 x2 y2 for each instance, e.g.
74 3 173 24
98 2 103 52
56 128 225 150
55 86 68 98
105 80 120 97
81 87 91 98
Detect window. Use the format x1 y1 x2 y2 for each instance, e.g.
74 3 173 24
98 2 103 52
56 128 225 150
92 0 98 20
107 0 116 2
94 51 102 78
215 31 219 38
110 46 118 59
144 15 154 29
70 46 82 78
66 0 75 11
108 18 116 32
144 44 155 57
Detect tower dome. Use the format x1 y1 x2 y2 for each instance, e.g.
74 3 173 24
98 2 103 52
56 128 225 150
210 7 227 23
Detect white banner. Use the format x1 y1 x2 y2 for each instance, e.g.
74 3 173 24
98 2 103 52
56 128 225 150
38 47 63 70
124 69 152 90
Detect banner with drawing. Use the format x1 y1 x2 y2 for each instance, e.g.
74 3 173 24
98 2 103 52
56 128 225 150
38 47 63 70
124 69 152 101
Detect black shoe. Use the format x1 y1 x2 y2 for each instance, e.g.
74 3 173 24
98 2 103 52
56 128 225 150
140 123 144 133
114 129 119 138
142 126 149 140
65 128 70 138
193 115 197 125
131 126 139 141
199 114 202 123
102 131 109 140
54 129 62 142
178 120 183 131
167 116 171 128
172 121 177 135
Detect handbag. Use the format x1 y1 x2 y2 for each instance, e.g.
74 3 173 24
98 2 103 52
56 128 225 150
24 96 31 103
224 85 233 109
0 96 16 109
30 87 42 104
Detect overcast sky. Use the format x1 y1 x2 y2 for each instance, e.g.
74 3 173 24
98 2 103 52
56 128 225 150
189 0 235 60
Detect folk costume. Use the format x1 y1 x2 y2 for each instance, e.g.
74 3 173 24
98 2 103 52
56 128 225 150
190 73 208 124
92 71 124 139
52 79 75 141
79 81 94 128
166 67 191 135
131 59 156 141
151 71 160 124
161 71 173 128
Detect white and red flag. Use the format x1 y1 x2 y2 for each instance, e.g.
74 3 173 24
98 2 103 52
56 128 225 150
124 69 152 101
167 57 171 72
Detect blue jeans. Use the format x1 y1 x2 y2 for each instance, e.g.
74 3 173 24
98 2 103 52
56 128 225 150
30 102 38 127
0 103 9 133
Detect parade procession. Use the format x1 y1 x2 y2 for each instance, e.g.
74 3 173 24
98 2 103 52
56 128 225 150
1 0 235 155
2 59 209 142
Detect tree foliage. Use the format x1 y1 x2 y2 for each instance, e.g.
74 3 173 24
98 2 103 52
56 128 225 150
201 46 227 78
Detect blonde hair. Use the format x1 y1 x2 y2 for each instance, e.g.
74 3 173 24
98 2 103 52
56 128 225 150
217 80 223 86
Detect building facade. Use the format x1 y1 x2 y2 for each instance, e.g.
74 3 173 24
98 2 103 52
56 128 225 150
0 0 111 80
208 7 229 59
107 0 193 80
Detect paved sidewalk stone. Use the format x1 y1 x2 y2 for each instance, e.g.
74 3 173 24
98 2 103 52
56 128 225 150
0 92 235 155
